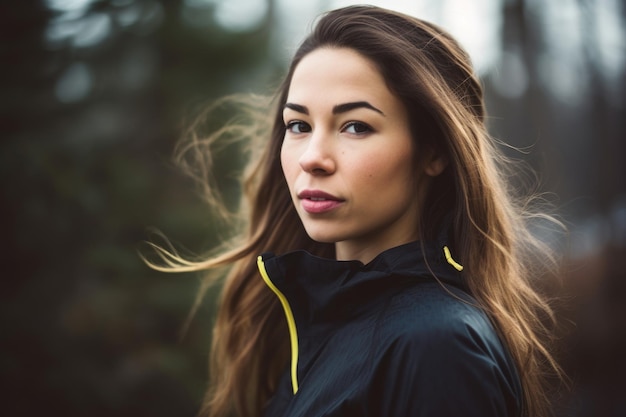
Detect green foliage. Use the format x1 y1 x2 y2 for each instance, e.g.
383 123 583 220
0 0 276 415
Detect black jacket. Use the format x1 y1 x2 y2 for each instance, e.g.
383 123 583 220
258 241 522 417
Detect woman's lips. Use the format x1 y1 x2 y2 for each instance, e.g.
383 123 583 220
298 190 344 214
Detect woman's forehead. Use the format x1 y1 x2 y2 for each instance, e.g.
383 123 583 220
285 48 401 113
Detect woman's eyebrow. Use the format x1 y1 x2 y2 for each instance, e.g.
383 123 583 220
333 101 385 116
284 101 385 116
284 103 308 114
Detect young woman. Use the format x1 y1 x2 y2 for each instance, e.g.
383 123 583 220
149 5 563 417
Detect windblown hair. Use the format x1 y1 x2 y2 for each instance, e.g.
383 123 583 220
147 6 563 417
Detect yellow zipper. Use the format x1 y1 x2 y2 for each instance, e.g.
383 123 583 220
257 256 300 394
443 246 464 271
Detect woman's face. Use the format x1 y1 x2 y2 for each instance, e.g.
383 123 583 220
281 47 438 263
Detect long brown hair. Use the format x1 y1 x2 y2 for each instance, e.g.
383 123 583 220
147 6 563 417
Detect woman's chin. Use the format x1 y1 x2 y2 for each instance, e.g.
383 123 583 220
303 228 343 245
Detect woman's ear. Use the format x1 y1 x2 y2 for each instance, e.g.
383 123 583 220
423 150 448 177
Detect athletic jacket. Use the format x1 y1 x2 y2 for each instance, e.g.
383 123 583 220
257 240 522 417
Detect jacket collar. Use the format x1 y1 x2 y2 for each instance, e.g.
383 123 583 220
259 241 466 327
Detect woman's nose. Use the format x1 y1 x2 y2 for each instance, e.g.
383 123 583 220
298 132 336 175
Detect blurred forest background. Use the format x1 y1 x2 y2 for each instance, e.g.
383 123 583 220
1 0 624 416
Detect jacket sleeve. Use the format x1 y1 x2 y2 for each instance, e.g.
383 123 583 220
369 304 522 417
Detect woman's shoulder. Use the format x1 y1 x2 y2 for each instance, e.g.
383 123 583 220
378 281 505 356
367 282 523 416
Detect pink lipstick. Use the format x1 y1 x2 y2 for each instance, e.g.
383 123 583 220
298 190 344 214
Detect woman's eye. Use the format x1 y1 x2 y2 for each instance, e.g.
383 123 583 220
285 121 311 134
342 121 373 135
